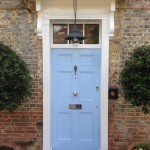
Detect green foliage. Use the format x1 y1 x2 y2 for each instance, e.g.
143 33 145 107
15 141 34 146
0 146 14 150
133 143 150 150
120 45 150 114
0 42 32 112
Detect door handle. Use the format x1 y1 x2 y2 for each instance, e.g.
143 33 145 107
73 91 78 96
74 65 77 75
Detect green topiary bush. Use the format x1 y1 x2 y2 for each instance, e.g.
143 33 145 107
0 146 14 150
133 143 150 150
0 42 32 112
120 45 150 114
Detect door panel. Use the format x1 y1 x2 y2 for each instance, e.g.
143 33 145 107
78 54 95 65
78 112 94 141
56 70 73 100
57 112 73 140
78 71 95 101
51 48 100 150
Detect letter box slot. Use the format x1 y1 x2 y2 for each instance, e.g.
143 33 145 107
69 104 82 110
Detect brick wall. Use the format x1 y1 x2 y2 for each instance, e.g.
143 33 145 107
109 0 150 149
0 0 43 149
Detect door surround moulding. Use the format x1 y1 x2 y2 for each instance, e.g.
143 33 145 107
36 0 116 38
41 17 110 150
35 1 116 150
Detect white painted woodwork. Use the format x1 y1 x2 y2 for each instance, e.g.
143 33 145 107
36 0 42 38
35 0 116 150
101 17 110 149
36 0 116 37
42 18 51 150
111 0 116 11
110 0 116 36
35 0 42 11
42 0 110 5
37 16 42 38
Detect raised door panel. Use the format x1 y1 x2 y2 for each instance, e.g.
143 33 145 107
51 49 100 150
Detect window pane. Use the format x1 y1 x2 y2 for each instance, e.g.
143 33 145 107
69 24 83 44
53 24 67 44
85 24 99 44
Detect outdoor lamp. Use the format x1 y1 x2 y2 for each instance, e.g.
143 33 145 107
65 0 85 43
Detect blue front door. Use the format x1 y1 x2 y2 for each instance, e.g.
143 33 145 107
51 48 101 150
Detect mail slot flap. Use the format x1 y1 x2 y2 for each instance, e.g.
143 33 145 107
69 104 82 110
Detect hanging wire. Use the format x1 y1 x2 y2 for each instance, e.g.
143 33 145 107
73 0 77 24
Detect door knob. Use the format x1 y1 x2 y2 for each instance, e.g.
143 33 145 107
73 91 78 96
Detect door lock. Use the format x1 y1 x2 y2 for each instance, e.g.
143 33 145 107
73 91 78 96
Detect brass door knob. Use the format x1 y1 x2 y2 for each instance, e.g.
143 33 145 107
73 91 78 96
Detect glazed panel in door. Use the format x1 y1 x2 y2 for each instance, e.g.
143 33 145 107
51 49 101 150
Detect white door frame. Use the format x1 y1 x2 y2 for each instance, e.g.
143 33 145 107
41 16 110 150
35 0 116 148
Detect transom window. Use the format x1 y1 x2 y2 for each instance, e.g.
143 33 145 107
53 24 99 44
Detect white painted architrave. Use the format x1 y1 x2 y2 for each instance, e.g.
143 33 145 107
42 16 51 150
36 0 116 37
35 1 116 150
101 15 110 150
42 17 110 150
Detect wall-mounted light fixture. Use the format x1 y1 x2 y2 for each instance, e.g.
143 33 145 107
65 0 85 44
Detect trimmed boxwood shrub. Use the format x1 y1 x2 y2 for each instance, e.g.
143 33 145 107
0 42 32 112
133 143 150 150
0 146 14 150
120 45 150 114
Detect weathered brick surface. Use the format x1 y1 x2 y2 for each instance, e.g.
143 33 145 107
109 1 150 150
0 0 42 149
